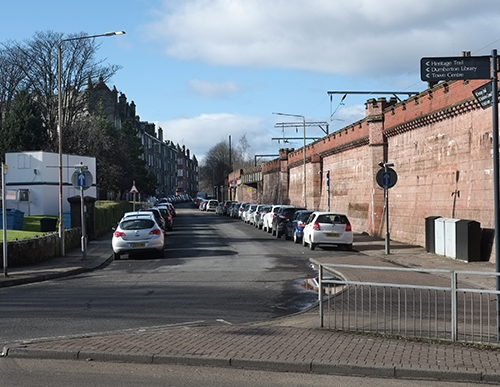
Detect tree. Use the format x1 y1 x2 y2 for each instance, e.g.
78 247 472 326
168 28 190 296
63 103 122 195
0 47 25 131
199 135 255 193
2 30 121 151
117 120 157 197
0 89 47 159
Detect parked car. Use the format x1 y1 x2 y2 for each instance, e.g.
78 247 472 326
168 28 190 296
112 214 165 260
251 204 268 227
199 199 208 211
302 212 353 250
263 205 281 233
243 204 257 223
238 203 250 219
255 205 271 229
272 206 306 238
230 203 242 218
206 199 219 211
157 202 175 218
222 200 236 215
226 202 238 217
154 206 173 231
139 208 166 232
285 210 313 243
215 202 224 215
162 202 176 217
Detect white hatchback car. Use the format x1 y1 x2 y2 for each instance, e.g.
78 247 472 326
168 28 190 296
263 205 281 233
206 199 219 211
302 212 353 250
112 215 165 260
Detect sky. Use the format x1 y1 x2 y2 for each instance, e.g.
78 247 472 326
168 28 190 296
2 0 500 163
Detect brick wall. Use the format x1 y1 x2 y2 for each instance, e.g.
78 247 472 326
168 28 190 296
232 79 497 261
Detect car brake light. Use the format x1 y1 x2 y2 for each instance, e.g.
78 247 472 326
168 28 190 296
345 222 352 232
313 222 321 231
297 221 304 227
114 231 125 238
150 228 162 235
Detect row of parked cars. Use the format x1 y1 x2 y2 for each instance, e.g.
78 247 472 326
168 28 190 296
215 201 353 251
111 201 177 260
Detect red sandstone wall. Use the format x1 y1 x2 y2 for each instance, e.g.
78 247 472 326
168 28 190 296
233 80 497 261
387 102 494 247
321 147 374 233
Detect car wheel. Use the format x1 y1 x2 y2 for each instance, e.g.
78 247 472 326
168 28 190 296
302 236 307 247
345 243 353 251
309 240 316 250
113 251 120 260
293 230 300 244
284 231 291 240
271 228 276 236
276 230 281 238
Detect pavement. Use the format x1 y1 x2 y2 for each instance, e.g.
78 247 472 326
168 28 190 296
2 232 500 384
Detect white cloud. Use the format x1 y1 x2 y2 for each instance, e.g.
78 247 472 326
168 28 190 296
145 0 500 76
157 113 277 162
188 79 242 98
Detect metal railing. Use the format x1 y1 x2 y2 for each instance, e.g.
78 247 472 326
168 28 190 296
316 263 500 345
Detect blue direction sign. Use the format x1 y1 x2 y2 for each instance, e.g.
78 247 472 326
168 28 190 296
71 170 93 190
77 173 86 187
376 168 398 189
420 56 490 81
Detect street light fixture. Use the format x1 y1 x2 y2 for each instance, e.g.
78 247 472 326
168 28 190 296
58 31 125 256
273 112 307 208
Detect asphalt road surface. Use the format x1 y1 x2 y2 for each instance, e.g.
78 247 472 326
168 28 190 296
1 203 324 345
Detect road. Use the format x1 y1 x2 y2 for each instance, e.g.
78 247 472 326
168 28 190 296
0 203 322 345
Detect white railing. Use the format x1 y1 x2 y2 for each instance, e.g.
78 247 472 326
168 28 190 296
315 263 500 345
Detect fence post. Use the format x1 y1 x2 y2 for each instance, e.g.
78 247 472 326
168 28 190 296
319 264 324 328
451 271 458 342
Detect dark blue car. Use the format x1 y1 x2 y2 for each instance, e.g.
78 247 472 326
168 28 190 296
285 210 313 243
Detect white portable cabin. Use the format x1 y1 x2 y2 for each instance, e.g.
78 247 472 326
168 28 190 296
4 151 97 216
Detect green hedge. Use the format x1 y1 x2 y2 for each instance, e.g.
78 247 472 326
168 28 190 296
94 201 134 236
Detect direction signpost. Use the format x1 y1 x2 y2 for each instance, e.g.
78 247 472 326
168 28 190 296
72 165 93 260
473 81 494 110
421 51 500 339
377 163 397 254
420 56 491 81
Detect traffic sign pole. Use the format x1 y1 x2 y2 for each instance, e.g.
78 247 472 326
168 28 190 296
384 163 391 255
490 49 500 341
72 164 91 260
2 163 7 277
378 162 395 254
80 184 87 260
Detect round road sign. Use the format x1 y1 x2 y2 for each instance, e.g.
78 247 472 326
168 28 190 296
71 170 93 190
376 168 398 189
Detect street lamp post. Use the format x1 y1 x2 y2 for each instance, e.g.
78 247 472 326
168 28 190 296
273 112 307 208
58 31 125 256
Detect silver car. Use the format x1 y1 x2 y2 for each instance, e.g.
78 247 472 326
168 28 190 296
302 212 353 250
112 215 165 260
